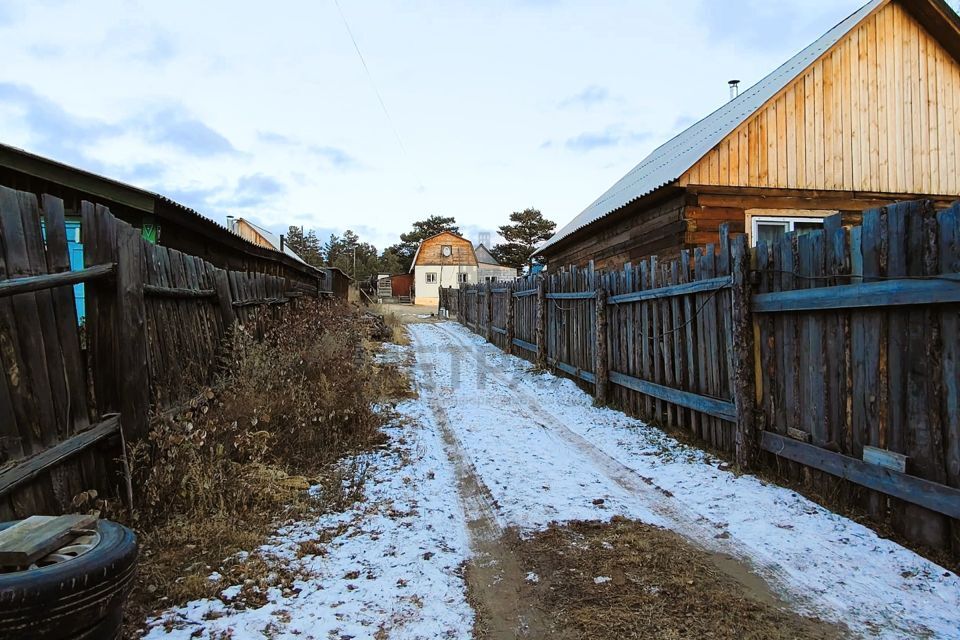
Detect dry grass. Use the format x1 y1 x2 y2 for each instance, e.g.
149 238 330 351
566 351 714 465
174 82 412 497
484 518 846 640
122 299 409 636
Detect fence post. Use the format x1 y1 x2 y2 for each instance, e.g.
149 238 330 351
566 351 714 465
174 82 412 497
474 285 481 334
505 281 515 356
595 285 609 405
731 234 758 469
484 282 493 341
116 222 151 441
536 276 547 369
213 268 236 327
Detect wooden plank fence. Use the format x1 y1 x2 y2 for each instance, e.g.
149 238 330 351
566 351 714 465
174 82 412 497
457 201 960 556
0 187 322 520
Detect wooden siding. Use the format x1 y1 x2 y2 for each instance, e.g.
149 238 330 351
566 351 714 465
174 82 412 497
681 1 960 197
233 219 275 250
414 232 477 267
543 194 688 268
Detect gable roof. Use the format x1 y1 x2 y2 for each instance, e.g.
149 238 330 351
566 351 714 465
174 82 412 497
407 230 474 271
538 0 900 255
474 243 500 265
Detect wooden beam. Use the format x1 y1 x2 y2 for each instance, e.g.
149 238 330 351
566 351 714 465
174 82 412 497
609 276 732 304
761 431 960 519
0 263 114 298
548 357 596 384
610 371 737 422
752 275 960 312
513 337 537 353
0 514 98 567
513 288 537 298
545 291 596 300
0 416 120 498
143 284 216 299
491 326 507 335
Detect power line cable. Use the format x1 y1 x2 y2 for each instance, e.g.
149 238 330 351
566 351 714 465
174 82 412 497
332 0 424 191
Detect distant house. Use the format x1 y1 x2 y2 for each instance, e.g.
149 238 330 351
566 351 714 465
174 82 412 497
409 231 478 305
536 0 960 270
226 217 310 265
474 244 517 282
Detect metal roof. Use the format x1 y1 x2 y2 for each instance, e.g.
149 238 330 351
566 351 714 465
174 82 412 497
235 218 310 265
538 0 886 254
474 243 500 266
0 142 320 276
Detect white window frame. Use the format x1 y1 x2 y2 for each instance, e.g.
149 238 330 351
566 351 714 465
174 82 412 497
751 216 825 245
425 272 438 284
458 273 469 284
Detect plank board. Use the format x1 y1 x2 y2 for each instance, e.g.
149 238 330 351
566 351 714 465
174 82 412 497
0 513 98 566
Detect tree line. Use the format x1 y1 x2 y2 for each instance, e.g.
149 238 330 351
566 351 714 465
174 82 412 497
284 208 555 282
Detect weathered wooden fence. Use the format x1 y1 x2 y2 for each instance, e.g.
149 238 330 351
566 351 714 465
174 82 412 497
458 200 960 555
0 187 321 519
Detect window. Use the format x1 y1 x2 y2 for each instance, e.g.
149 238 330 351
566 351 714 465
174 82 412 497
441 245 453 257
752 216 824 246
425 272 437 284
458 273 469 284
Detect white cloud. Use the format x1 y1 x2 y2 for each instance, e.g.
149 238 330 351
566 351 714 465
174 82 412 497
1 0 867 250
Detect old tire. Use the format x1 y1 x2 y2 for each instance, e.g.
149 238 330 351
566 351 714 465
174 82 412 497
0 519 138 640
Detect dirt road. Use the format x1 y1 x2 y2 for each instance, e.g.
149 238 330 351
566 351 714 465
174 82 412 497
408 321 960 639
145 320 960 639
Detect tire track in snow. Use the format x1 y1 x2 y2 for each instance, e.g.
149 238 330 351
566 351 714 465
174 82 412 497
423 321 960 638
427 322 811 607
410 327 548 639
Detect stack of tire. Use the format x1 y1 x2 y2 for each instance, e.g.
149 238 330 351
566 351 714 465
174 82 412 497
0 520 138 639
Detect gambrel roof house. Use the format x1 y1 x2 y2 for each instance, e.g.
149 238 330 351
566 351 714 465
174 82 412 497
536 0 960 270
409 231 479 305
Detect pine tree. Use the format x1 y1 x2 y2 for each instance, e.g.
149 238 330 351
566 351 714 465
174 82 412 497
491 208 556 270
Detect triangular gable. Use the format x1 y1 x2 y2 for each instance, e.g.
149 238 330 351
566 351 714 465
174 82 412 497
680 0 960 197
540 0 960 254
474 244 500 265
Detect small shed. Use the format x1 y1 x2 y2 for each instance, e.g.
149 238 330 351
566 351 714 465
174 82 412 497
390 273 414 299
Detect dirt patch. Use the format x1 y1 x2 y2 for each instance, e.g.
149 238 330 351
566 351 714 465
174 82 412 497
471 518 847 640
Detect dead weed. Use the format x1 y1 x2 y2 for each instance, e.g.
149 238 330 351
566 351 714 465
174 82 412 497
122 299 410 636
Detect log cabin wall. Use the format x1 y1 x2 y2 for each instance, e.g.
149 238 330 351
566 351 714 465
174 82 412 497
542 194 689 269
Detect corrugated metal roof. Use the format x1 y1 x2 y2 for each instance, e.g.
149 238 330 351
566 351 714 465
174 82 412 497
237 218 310 265
538 0 885 254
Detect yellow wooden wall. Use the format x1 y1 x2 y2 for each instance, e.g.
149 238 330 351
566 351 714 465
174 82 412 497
681 1 960 196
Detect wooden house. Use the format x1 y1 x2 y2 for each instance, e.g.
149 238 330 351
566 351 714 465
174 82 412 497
409 231 478 305
536 0 960 270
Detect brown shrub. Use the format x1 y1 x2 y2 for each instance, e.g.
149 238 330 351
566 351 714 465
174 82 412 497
124 299 405 634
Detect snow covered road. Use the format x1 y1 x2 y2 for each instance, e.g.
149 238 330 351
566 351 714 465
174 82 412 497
409 321 960 640
145 320 960 639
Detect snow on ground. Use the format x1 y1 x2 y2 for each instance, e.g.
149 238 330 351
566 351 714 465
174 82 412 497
409 321 960 640
144 320 960 640
143 383 474 639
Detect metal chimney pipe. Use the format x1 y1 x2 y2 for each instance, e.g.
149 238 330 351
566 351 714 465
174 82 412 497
728 79 741 100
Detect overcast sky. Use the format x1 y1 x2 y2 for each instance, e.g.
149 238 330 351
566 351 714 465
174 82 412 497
3 0 945 250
